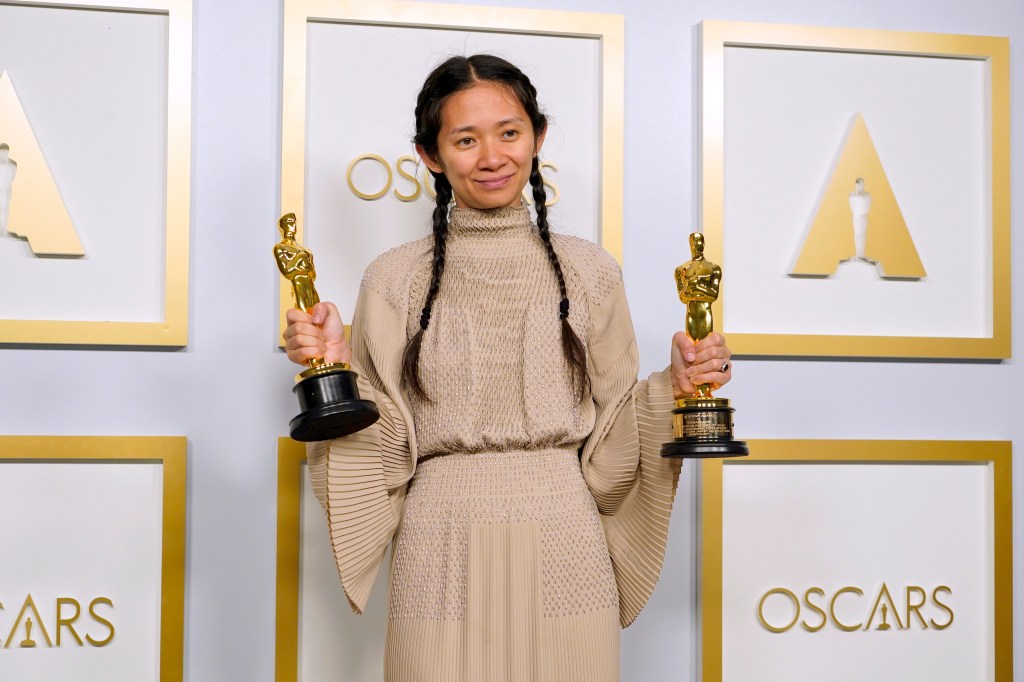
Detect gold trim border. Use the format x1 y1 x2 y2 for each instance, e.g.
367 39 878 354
275 437 306 682
278 0 624 339
0 0 191 347
0 435 188 681
700 20 1011 359
700 440 1013 682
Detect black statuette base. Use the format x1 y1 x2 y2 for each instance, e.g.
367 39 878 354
290 369 380 442
661 397 749 459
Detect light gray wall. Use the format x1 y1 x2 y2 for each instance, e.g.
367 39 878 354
0 0 1019 680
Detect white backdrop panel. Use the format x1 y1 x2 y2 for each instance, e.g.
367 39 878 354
721 461 993 682
722 46 989 338
0 5 167 323
304 21 601 319
0 461 163 681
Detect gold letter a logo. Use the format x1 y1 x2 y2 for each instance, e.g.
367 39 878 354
0 70 84 256
790 114 924 279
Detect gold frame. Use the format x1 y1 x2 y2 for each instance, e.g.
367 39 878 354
275 437 306 682
0 0 191 346
701 21 1011 358
0 436 188 681
701 440 1013 682
278 0 624 337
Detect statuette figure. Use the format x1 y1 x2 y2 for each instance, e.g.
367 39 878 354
674 232 722 398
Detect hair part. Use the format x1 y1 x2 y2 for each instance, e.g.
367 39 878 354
403 54 588 402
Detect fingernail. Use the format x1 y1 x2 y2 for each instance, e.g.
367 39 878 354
686 353 695 362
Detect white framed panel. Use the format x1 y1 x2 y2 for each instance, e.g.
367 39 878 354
700 440 1013 682
700 21 1010 358
278 0 623 335
0 0 191 346
0 436 187 682
725 48 986 338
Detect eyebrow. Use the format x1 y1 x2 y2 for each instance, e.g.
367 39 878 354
447 117 527 135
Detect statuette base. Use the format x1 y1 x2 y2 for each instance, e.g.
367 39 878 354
290 368 380 442
661 397 749 459
296 361 351 382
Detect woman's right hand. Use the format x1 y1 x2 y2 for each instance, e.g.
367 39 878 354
283 301 352 366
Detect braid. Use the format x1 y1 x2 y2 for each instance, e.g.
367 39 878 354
402 172 453 400
531 157 590 401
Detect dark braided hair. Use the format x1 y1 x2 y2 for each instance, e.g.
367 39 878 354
402 54 589 401
402 172 452 399
530 156 590 400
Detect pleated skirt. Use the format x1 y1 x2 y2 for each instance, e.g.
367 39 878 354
385 448 620 682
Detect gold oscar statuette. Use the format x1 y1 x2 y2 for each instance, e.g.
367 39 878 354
20 617 36 648
275 212 379 441
661 232 748 459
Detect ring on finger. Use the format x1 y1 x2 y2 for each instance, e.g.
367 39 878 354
720 360 731 373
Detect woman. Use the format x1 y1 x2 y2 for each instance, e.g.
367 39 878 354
284 54 732 682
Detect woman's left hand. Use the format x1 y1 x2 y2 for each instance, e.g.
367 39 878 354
670 331 732 399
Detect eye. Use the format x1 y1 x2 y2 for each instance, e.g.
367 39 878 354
501 129 520 140
456 136 475 147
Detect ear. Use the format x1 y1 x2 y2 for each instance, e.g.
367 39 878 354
415 144 444 174
533 125 548 157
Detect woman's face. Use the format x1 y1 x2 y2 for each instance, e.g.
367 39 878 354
417 82 545 210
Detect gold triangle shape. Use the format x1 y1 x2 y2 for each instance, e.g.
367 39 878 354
791 113 924 279
0 70 84 256
4 594 54 648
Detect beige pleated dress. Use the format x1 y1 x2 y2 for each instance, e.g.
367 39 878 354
307 206 681 682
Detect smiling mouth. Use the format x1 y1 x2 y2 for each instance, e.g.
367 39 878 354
476 175 512 190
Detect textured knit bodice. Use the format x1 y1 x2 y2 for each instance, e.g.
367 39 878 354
409 206 587 457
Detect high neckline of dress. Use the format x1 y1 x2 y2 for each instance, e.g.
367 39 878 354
448 205 534 235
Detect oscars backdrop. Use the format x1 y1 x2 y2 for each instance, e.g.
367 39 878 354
0 0 191 346
0 437 186 682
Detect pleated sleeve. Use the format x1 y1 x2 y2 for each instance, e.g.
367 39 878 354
306 282 417 615
579 274 682 628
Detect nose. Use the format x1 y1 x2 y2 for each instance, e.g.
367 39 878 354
476 137 505 171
